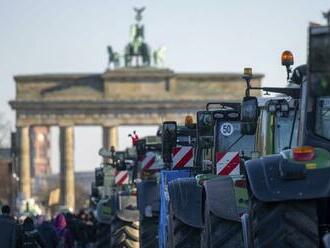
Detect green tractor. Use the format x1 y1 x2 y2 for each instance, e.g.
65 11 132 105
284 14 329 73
197 103 255 248
162 103 255 248
135 135 163 248
94 147 140 248
243 18 330 247
199 61 301 247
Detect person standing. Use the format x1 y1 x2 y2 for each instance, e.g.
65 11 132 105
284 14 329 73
128 131 139 146
53 214 74 248
36 216 58 248
22 217 45 248
0 205 22 248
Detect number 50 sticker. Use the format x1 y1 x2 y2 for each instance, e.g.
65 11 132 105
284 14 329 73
220 122 234 136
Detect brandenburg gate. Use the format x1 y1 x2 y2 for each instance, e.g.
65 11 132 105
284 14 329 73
9 8 263 211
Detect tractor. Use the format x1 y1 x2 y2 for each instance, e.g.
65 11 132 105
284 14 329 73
135 135 164 248
159 117 197 248
198 102 255 248
242 18 330 247
93 147 140 248
161 103 255 248
164 60 301 248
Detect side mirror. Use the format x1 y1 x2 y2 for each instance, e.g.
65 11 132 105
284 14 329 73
290 64 307 85
197 111 214 148
136 139 146 158
162 121 177 164
91 182 100 198
241 96 259 135
95 168 104 187
197 111 213 136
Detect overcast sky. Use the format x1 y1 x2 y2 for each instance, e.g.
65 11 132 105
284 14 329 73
0 1 329 172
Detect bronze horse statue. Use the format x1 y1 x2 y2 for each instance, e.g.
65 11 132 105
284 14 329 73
107 46 120 68
124 23 151 67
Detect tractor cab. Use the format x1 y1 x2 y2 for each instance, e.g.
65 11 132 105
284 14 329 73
300 22 330 237
302 24 330 150
162 118 196 170
240 58 302 157
212 104 255 174
254 96 299 157
136 135 163 178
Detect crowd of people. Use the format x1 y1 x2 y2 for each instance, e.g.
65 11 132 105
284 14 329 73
0 205 100 248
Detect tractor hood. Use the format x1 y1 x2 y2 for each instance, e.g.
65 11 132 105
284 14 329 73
245 148 330 202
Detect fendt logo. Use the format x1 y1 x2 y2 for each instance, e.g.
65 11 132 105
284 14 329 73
115 170 129 185
172 146 194 169
216 152 240 175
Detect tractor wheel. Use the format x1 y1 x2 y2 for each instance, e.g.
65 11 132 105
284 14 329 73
202 201 243 248
249 195 319 248
167 203 201 248
111 217 140 248
140 216 158 248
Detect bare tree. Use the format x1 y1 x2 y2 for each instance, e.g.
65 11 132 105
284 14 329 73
0 113 11 148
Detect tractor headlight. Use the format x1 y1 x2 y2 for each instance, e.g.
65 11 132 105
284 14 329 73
228 112 239 119
213 113 224 119
268 103 277 113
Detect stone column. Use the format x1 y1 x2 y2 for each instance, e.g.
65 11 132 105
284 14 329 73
18 126 31 200
59 126 75 211
102 126 118 195
102 126 118 149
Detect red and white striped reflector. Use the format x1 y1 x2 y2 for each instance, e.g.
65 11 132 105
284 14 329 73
115 170 129 185
172 146 194 169
140 152 162 170
216 152 240 175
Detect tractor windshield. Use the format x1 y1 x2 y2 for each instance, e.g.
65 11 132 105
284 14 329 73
309 27 330 73
215 120 255 158
310 26 330 140
177 126 196 146
315 96 330 140
274 110 299 152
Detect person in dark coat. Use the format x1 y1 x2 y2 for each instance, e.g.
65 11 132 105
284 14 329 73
22 217 45 248
0 205 22 248
53 214 74 248
36 216 58 248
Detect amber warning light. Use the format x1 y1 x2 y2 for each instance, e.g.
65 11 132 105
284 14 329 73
185 115 193 125
281 50 294 67
243 67 253 78
292 146 315 161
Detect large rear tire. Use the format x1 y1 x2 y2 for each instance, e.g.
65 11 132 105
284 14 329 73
140 216 158 248
167 204 201 248
249 195 319 248
202 201 243 248
111 217 140 248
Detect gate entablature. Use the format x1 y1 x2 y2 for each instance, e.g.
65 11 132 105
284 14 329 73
11 68 263 127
